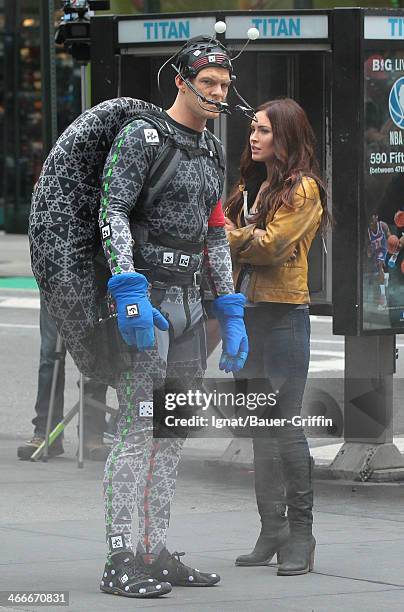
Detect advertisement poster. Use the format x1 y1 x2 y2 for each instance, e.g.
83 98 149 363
363 50 404 331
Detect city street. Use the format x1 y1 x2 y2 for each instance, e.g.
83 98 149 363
3 2 404 610
1 233 404 611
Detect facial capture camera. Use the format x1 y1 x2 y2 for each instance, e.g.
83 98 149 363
55 0 110 62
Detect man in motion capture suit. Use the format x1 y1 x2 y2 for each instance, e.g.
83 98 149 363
29 30 255 599
98 36 250 598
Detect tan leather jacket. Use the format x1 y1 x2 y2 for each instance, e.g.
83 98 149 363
227 177 323 304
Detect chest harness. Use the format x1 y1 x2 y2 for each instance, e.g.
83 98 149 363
121 112 225 289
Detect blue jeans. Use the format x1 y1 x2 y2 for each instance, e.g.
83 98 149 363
32 298 108 437
240 304 313 530
32 298 65 435
241 304 310 420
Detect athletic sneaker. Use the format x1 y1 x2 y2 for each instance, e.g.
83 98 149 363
100 550 171 598
136 548 220 586
17 436 64 460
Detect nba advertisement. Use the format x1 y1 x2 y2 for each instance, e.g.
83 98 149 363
363 50 404 331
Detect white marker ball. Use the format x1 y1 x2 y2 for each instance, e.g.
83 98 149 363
247 27 260 40
214 21 227 34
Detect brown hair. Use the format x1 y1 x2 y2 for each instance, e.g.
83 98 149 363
224 98 330 232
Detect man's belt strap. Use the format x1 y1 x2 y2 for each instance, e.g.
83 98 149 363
148 231 204 255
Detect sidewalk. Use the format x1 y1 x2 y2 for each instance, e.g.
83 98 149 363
0 232 33 279
2 232 404 610
2 436 404 612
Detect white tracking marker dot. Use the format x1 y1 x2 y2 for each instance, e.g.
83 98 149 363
247 27 260 40
214 21 226 34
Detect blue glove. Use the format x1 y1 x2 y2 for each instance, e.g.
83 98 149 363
107 272 169 350
212 293 249 373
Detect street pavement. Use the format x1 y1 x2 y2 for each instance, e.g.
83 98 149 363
1 232 404 611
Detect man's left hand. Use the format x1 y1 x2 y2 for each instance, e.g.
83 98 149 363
212 293 249 373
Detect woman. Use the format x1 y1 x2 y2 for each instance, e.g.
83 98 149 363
224 98 329 576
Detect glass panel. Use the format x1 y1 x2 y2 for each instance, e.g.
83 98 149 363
0 3 4 227
362 50 404 331
225 52 328 299
117 49 329 301
18 17 42 213
3 1 18 232
2 1 81 232
226 53 292 190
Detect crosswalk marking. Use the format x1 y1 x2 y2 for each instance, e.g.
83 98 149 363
0 297 401 357
0 297 40 309
309 359 344 373
310 442 343 463
0 323 39 329
309 438 404 465
311 349 344 358
309 347 344 372
312 338 344 344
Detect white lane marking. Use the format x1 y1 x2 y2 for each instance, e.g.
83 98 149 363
309 359 344 373
0 323 39 329
394 438 404 453
310 443 343 462
311 339 344 344
312 338 404 348
311 349 345 358
309 348 344 373
0 297 40 309
310 438 404 464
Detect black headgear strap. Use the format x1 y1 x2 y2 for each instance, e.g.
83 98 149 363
158 35 256 119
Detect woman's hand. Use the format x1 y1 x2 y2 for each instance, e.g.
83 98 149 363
224 216 237 231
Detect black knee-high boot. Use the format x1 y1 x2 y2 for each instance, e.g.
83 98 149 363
235 438 289 566
276 427 315 576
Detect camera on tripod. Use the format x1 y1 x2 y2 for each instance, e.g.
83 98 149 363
55 0 110 62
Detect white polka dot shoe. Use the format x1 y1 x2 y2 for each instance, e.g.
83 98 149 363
136 548 220 587
100 550 172 598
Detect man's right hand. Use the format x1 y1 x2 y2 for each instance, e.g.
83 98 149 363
107 272 169 350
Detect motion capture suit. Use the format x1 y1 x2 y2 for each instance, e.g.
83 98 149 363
100 109 234 557
29 92 234 552
29 26 251 592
